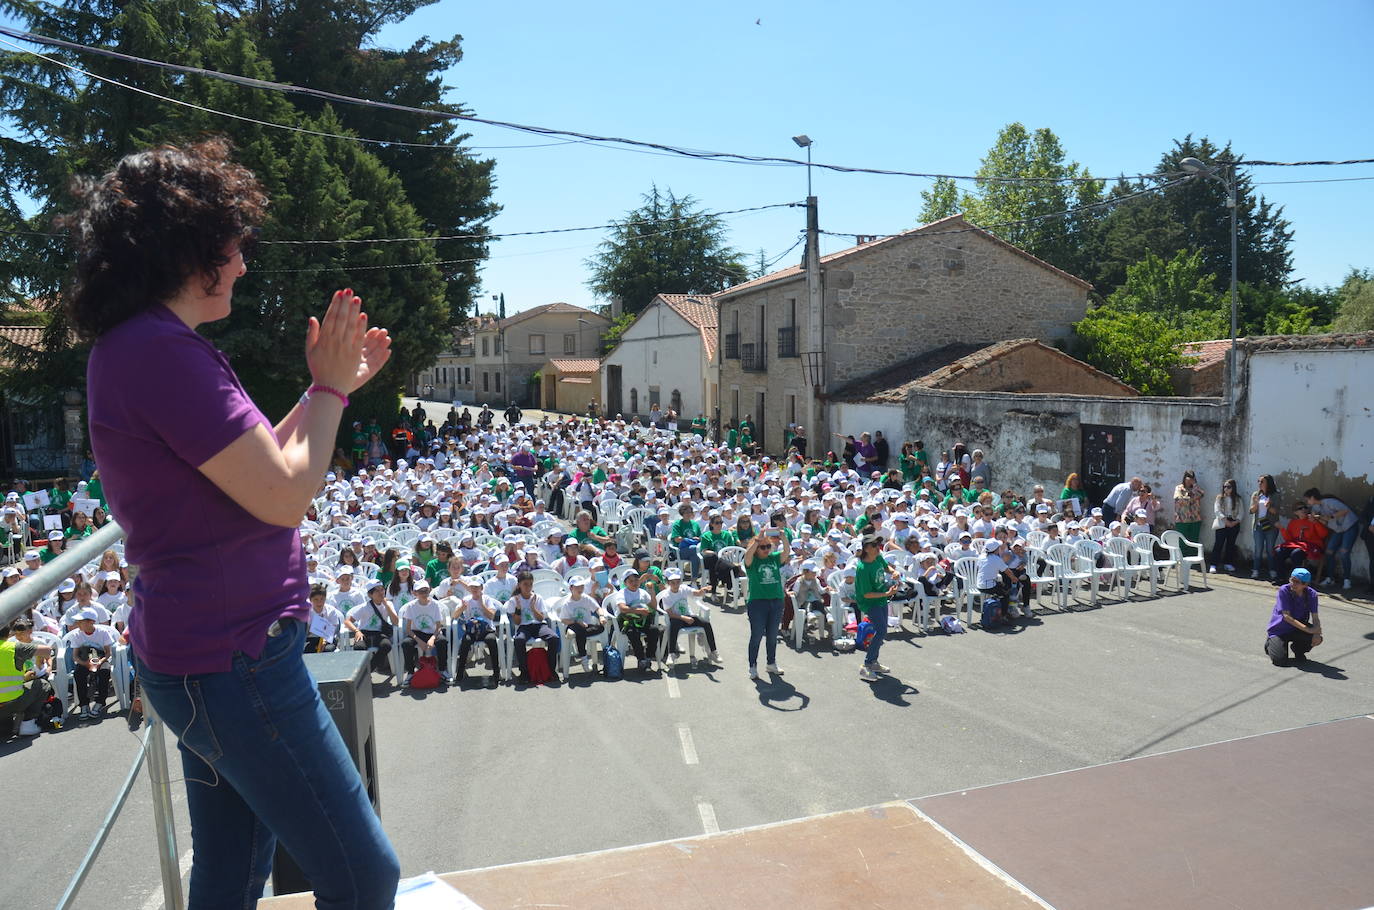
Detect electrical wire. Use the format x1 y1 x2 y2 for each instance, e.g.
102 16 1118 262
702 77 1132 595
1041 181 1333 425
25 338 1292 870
0 26 1169 186
1248 158 1374 167
1253 174 1374 185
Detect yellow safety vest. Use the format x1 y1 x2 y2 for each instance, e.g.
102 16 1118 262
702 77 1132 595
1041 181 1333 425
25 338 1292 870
0 639 25 704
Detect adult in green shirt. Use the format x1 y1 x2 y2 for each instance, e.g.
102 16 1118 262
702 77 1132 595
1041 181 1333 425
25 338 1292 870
726 426 738 451
669 504 703 581
855 533 895 682
743 528 786 679
38 531 67 563
691 415 707 437
699 516 738 599
85 472 107 508
899 444 921 484
570 511 612 554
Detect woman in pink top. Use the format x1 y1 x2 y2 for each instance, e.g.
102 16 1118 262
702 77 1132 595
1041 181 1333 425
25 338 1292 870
72 140 398 908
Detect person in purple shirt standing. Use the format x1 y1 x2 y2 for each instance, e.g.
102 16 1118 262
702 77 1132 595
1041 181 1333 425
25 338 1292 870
1264 567 1323 666
509 446 537 495
69 140 399 908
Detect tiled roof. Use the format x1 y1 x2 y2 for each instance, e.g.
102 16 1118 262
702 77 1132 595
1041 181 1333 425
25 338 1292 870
499 301 605 330
0 326 47 350
1180 332 1374 370
546 358 600 374
716 213 1093 299
656 294 718 360
829 338 1137 402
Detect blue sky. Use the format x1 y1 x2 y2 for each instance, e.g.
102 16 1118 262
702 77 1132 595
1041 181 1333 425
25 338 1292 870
375 0 1373 315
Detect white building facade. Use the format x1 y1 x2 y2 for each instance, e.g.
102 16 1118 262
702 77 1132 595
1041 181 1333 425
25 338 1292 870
600 294 718 424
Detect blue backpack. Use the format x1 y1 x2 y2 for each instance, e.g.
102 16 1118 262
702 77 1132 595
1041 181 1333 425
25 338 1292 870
603 643 623 680
856 620 875 651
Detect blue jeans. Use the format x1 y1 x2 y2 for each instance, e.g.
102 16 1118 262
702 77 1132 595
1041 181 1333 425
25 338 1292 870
676 539 701 579
135 620 399 910
864 606 887 667
1326 524 1358 579
746 598 783 666
1252 526 1279 575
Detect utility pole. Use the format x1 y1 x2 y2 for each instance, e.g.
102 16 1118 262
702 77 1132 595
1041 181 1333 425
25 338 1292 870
803 194 823 447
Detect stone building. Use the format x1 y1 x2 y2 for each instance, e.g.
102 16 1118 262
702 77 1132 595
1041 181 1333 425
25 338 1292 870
715 213 1092 454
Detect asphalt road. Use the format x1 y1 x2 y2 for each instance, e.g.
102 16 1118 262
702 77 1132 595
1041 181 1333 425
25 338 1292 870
9 578 1374 910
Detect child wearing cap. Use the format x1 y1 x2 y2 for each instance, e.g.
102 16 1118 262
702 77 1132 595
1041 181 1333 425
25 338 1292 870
399 580 449 685
788 561 828 642
554 575 608 671
346 580 399 676
305 584 345 653
38 530 66 563
453 577 501 687
660 568 719 665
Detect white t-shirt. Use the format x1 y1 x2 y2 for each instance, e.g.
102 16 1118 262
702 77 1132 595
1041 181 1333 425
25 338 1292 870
659 587 696 617
401 598 445 636
556 593 602 625
308 605 344 642
483 573 517 603
554 555 590 580
330 589 367 615
62 624 118 653
433 576 467 600
456 595 501 624
62 602 111 628
96 591 126 611
976 553 1008 589
348 599 394 633
509 592 545 625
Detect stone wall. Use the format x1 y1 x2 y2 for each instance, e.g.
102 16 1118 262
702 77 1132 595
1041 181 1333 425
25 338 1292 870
719 223 1090 456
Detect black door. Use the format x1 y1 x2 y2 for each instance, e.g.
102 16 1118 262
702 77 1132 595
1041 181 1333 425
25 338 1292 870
607 365 623 416
1080 424 1127 505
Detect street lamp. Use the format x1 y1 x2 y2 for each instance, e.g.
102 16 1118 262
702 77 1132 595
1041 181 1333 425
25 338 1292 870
576 317 590 357
1178 156 1239 402
792 134 813 198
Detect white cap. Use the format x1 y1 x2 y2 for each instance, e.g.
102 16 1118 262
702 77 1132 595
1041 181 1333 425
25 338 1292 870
58 578 76 592
567 574 588 587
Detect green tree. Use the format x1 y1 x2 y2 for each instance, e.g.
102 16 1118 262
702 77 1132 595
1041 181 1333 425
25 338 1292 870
586 187 748 316
939 123 1104 281
1106 249 1224 321
918 177 959 223
1072 308 1183 395
0 0 479 431
1331 269 1374 332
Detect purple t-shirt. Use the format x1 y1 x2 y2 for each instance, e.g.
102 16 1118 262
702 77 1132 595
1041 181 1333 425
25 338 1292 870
1266 583 1318 637
87 304 308 674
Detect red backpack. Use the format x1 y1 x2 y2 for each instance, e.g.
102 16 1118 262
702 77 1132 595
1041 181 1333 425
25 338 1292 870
409 656 442 690
524 647 553 686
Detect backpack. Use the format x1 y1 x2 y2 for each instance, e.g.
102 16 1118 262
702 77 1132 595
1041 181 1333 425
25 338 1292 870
603 643 623 680
856 620 875 651
980 596 1003 628
524 647 553 686
409 655 442 689
940 615 966 634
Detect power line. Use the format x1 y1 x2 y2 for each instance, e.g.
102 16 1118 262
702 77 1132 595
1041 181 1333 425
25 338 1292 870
819 176 1193 243
1253 174 1374 185
1248 158 1374 167
0 26 1168 186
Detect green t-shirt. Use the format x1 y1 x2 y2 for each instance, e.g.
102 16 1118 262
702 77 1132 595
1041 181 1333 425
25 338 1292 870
726 429 738 450
65 525 92 540
592 468 607 484
745 552 785 601
86 478 105 506
670 518 701 542
570 525 607 546
49 489 73 510
900 454 920 483
38 545 60 563
854 554 890 617
699 529 736 552
425 557 448 587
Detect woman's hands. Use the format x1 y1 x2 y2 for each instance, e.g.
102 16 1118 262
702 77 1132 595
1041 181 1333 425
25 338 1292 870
306 289 393 394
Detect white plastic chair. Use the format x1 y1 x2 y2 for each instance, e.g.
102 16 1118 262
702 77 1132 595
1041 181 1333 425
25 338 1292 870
1161 530 1208 590
1024 548 1056 610
1103 537 1146 595
1073 539 1118 604
663 598 713 667
951 557 981 626
1025 530 1050 551
533 578 568 601
599 499 626 531
715 546 747 607
1131 533 1177 595
1046 543 1090 610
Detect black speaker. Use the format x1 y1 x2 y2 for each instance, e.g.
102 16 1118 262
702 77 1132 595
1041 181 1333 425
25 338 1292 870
271 649 380 895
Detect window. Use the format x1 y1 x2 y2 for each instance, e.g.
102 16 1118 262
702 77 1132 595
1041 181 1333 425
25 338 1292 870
481 337 489 356
529 334 545 355
649 386 661 408
724 307 740 359
778 298 798 357
731 387 740 422
671 389 682 415
482 372 489 391
495 335 502 355
564 333 577 354
495 372 502 392
465 367 472 385
787 394 796 427
630 388 639 414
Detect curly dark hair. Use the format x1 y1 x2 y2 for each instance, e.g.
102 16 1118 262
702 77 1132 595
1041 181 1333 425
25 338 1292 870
58 137 267 339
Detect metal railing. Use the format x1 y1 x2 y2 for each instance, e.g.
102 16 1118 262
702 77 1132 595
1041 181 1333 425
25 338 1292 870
741 342 768 373
0 522 186 910
777 326 798 358
723 333 739 359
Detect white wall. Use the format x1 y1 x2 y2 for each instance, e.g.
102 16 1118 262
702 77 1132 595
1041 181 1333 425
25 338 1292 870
830 402 905 458
601 302 708 418
1242 348 1373 576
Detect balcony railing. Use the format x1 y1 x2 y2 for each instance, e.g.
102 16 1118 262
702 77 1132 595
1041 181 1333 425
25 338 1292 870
741 342 767 373
723 333 740 360
777 326 798 358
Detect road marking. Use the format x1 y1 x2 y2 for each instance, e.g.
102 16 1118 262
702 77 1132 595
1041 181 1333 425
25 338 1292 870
138 848 193 910
696 798 720 834
665 675 681 699
677 723 699 765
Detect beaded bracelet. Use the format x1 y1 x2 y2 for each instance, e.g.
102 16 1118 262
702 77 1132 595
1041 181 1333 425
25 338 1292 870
305 384 350 407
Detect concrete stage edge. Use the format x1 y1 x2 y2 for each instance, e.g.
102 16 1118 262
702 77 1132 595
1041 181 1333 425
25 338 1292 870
262 715 1374 909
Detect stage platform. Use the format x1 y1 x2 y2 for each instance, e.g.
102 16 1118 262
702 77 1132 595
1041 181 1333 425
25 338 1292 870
263 715 1374 909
